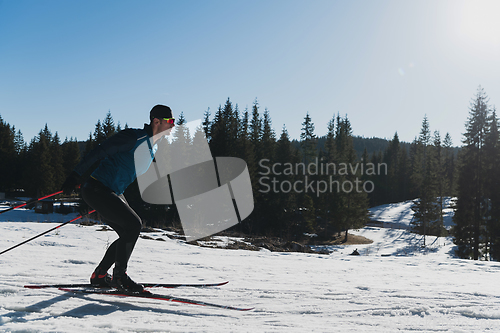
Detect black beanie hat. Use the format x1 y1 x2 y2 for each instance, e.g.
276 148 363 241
150 105 173 121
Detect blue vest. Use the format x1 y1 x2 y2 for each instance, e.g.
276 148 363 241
75 124 157 195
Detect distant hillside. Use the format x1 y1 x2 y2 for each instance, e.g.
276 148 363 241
317 136 392 159
294 136 394 160
352 136 392 159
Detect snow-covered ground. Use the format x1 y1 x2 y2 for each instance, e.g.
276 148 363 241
1 199 500 332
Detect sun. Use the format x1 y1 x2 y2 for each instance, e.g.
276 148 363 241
456 0 500 46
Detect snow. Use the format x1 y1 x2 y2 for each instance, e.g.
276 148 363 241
1 199 500 332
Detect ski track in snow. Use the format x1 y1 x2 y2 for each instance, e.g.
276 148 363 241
1 199 500 332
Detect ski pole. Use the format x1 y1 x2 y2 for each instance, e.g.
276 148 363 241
0 209 96 256
0 190 64 215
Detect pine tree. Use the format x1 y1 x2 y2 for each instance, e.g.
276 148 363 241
13 129 27 191
324 116 337 164
202 108 211 140
295 112 318 236
321 116 338 233
260 108 276 163
274 125 297 228
209 105 227 157
24 126 55 196
236 107 257 198
237 108 250 158
93 120 106 145
177 111 186 125
171 111 192 169
442 133 456 196
300 112 316 165
102 110 116 138
50 132 65 191
484 108 500 259
433 130 446 236
408 137 422 199
228 102 240 157
250 99 262 162
208 99 240 157
411 117 442 244
409 116 431 199
334 116 369 242
236 108 255 164
260 125 295 237
233 107 258 235
454 86 490 260
14 129 26 155
41 124 52 143
247 99 264 235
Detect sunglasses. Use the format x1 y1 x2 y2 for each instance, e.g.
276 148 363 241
162 118 175 124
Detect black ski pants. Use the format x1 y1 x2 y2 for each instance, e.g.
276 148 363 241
81 177 142 274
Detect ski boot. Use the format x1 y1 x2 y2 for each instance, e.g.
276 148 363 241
90 267 112 287
110 271 144 292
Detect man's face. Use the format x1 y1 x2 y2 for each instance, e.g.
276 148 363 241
158 118 175 136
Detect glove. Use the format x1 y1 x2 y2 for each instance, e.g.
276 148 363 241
61 171 81 195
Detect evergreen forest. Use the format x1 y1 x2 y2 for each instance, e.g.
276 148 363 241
1 86 499 260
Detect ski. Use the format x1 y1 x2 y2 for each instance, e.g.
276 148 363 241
24 281 228 289
58 287 254 311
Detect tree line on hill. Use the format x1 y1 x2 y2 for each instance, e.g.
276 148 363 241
0 88 498 260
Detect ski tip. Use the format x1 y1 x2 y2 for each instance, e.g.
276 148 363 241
239 307 255 312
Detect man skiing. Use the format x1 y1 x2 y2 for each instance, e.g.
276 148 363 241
61 105 175 292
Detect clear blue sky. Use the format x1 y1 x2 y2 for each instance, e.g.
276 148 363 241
1 0 499 146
